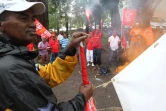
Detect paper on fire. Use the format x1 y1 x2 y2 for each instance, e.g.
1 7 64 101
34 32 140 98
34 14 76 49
112 34 166 111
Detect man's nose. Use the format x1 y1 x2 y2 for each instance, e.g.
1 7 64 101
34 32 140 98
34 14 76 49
29 21 36 29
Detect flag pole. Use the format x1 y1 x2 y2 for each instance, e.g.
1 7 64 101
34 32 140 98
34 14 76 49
121 9 126 56
122 25 126 56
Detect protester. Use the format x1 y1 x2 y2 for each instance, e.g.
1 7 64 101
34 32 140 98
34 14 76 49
27 42 34 51
86 32 94 66
49 31 60 63
57 31 64 42
0 0 95 111
38 36 50 64
60 32 69 50
92 28 103 70
108 31 121 67
142 26 154 49
129 23 143 60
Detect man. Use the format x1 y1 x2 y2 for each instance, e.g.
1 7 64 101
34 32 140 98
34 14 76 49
27 42 34 51
60 32 69 50
86 32 94 66
57 31 64 42
108 31 120 67
0 0 94 111
49 31 60 63
129 23 143 60
92 28 102 70
142 26 154 49
38 36 50 64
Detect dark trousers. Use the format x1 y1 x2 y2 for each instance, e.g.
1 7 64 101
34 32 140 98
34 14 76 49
50 53 58 63
93 48 102 66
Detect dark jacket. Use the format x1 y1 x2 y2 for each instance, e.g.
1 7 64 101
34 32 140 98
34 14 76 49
0 36 86 111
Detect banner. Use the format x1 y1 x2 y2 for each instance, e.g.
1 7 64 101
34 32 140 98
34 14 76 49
112 34 166 111
122 9 136 26
35 19 51 38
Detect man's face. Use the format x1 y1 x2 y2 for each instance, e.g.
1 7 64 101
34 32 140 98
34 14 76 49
63 34 66 38
112 31 117 37
1 9 36 46
52 36 56 40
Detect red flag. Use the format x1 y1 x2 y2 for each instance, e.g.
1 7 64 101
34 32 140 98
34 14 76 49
35 19 51 38
79 42 97 111
122 9 136 26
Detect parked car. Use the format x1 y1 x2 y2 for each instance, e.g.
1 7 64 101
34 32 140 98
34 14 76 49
150 17 166 29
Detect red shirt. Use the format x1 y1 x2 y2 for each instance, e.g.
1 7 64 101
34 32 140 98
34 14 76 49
93 32 102 48
49 39 59 53
86 37 94 50
27 43 34 51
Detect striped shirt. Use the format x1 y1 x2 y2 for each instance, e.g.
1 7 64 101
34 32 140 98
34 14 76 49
60 37 69 48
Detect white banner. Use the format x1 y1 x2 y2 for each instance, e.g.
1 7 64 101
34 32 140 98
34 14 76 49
112 34 166 111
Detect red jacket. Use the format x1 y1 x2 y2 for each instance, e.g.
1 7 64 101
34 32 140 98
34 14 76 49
49 39 59 53
86 37 94 50
93 32 102 48
27 43 34 51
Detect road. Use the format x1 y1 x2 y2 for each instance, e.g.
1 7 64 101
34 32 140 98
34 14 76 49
52 45 123 111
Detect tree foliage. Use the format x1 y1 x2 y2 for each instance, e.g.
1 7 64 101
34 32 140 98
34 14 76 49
47 0 162 31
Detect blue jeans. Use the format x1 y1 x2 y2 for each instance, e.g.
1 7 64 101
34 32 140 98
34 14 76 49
50 53 58 63
109 49 119 66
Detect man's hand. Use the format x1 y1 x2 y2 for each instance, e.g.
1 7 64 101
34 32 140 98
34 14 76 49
79 83 95 101
67 32 89 52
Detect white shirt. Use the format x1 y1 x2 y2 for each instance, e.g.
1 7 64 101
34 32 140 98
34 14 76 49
57 34 63 41
108 36 120 51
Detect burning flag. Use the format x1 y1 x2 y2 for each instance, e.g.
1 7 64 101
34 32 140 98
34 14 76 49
112 34 166 111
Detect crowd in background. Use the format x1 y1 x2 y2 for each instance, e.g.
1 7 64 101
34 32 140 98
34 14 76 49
85 23 166 70
27 23 166 68
27 31 69 65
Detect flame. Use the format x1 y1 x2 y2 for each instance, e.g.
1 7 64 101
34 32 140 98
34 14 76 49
85 8 90 18
116 62 129 73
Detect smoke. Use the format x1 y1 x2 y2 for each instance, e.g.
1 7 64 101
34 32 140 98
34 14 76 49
85 0 101 13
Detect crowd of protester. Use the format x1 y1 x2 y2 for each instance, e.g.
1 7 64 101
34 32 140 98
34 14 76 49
26 31 69 65
29 23 166 68
84 23 166 70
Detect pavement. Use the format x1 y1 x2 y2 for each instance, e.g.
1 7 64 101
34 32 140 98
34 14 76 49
52 64 122 111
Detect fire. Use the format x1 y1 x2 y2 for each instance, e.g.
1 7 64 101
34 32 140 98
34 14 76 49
85 8 90 18
116 62 129 73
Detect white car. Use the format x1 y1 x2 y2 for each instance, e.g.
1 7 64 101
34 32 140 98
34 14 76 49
150 17 166 29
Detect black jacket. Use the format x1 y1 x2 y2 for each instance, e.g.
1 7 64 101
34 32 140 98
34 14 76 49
0 36 86 111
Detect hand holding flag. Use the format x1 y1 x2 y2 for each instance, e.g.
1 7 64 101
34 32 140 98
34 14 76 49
79 42 96 111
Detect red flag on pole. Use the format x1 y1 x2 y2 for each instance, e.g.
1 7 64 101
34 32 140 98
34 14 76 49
79 42 97 111
122 9 136 26
35 19 51 38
